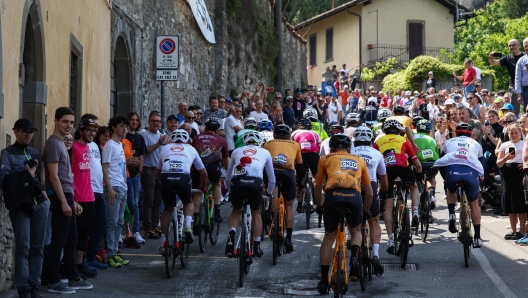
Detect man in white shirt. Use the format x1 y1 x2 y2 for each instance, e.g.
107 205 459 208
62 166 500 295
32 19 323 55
249 100 269 122
178 111 200 137
224 104 244 155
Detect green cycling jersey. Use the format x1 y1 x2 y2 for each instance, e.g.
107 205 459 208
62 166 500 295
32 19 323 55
311 121 329 141
413 132 439 162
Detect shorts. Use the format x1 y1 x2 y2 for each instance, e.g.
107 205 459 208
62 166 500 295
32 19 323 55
160 173 192 208
275 170 296 201
323 188 363 233
414 161 439 182
444 164 479 202
297 152 319 185
230 176 264 211
191 162 222 189
386 166 415 198
362 181 379 218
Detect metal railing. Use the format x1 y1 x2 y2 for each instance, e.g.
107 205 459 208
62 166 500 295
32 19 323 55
367 44 453 65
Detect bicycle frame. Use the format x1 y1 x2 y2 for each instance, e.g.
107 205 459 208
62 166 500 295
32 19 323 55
236 198 253 259
456 183 473 268
268 183 285 238
328 215 349 294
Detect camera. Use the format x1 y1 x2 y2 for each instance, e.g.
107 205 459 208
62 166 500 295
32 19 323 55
24 159 38 168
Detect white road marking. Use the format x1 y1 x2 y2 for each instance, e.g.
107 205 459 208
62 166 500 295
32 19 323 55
473 249 517 298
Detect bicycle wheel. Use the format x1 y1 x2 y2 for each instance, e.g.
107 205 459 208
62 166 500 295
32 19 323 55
198 202 207 253
334 246 343 298
460 208 469 268
180 226 189 268
392 202 400 256
209 218 220 245
420 191 430 242
165 216 176 278
400 207 410 268
238 224 246 287
272 207 278 265
359 246 366 292
304 182 312 230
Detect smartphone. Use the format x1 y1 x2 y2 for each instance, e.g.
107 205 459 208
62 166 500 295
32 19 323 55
493 52 502 58
265 87 274 93
509 147 515 154
25 159 38 168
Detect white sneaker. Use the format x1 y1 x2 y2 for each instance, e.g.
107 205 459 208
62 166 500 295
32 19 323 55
134 232 146 244
119 234 124 244
454 202 461 211
430 196 436 210
386 238 395 254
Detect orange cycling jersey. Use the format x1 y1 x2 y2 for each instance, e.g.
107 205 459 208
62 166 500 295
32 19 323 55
262 139 302 171
374 134 417 168
315 152 370 192
387 115 412 128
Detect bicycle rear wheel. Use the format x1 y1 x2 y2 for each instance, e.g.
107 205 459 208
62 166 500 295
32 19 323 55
359 247 366 291
392 202 400 256
272 207 279 265
180 228 189 268
165 216 177 278
198 202 207 253
334 246 343 298
461 208 469 268
209 218 220 245
304 182 312 230
400 207 410 268
238 224 247 287
420 191 430 242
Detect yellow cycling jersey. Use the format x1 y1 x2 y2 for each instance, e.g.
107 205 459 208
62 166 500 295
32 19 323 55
262 139 302 171
315 152 370 192
387 115 412 128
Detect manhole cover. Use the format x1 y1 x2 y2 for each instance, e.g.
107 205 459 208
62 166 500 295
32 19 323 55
383 263 417 271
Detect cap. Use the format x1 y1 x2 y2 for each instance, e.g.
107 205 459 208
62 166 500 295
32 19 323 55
226 97 232 102
167 114 178 122
494 97 503 103
13 118 37 131
414 91 419 96
78 119 98 130
405 91 412 96
445 98 456 105
501 103 514 110
286 95 293 100
295 88 302 94
428 71 433 75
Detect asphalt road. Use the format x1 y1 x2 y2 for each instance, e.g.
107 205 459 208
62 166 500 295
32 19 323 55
6 176 527 297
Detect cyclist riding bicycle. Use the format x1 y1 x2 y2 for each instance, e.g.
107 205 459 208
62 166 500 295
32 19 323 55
225 130 276 259
372 108 391 138
433 123 484 248
157 130 208 254
234 117 258 149
343 112 360 138
303 108 329 141
374 119 422 253
291 118 321 213
258 119 274 143
351 126 388 276
262 124 304 253
413 119 439 210
314 134 373 294
386 105 420 153
191 117 230 225
320 124 346 156
411 116 424 132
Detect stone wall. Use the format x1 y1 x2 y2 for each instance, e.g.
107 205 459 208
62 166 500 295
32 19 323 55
0 193 14 292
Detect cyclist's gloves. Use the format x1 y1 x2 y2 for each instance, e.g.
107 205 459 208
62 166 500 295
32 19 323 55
315 204 324 216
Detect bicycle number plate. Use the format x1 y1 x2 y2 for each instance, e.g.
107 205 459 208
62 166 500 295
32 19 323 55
301 142 311 149
340 159 357 170
421 149 433 159
169 161 183 172
233 166 247 176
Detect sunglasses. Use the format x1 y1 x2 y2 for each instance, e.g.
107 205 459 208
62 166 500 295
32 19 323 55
504 120 514 124
286 100 293 102
196 112 203 115
63 138 74 142
275 97 282 99
467 97 474 99
187 117 195 119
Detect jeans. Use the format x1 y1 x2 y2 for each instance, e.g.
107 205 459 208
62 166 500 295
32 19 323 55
105 186 127 257
127 175 141 234
509 86 520 115
85 193 107 262
10 200 49 290
42 193 79 284
521 86 528 114
76 201 95 252
141 167 162 231
464 84 476 98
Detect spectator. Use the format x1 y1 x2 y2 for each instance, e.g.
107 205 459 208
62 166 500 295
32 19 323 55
514 38 528 113
63 133 74 150
269 101 284 127
263 101 271 116
176 102 189 123
458 106 483 145
426 71 436 90
224 98 233 113
43 107 92 293
164 114 179 135
331 65 339 82
249 99 269 122
218 95 227 111
467 92 486 124
292 88 306 122
0 118 49 297
273 92 282 104
224 104 244 155
282 96 295 129
453 58 478 98
203 96 228 120
179 111 200 138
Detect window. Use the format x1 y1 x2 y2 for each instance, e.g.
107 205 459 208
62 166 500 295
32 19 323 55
407 21 424 60
69 33 83 122
309 34 317 66
325 28 333 61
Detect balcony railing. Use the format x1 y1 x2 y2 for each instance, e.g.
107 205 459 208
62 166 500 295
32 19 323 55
368 44 453 65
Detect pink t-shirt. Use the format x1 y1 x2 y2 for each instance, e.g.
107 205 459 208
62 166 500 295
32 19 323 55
291 129 321 154
72 141 94 202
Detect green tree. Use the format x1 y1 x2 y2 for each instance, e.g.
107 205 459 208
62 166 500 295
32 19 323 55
282 0 350 25
495 0 528 19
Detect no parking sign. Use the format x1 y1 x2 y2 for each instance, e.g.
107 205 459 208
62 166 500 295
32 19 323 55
156 36 179 69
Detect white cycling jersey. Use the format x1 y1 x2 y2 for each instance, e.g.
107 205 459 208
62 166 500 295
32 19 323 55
157 143 204 174
226 144 276 194
433 136 483 175
319 138 354 156
351 146 386 182
344 127 357 139
259 131 274 143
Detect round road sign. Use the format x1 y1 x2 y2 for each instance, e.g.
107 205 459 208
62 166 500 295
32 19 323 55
159 38 176 55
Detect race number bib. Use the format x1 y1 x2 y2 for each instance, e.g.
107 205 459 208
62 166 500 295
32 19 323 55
200 148 212 158
273 154 287 166
421 149 433 159
455 148 468 160
340 159 358 171
233 166 247 176
169 161 183 173
301 142 312 150
384 152 396 166
359 155 372 168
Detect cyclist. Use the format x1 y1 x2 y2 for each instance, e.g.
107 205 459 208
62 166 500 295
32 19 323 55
225 131 276 259
262 124 304 253
386 105 420 153
314 134 373 294
360 97 378 128
374 119 422 253
234 118 258 149
372 108 391 138
258 119 275 143
292 118 321 213
191 117 230 227
433 123 484 248
413 119 439 210
158 130 207 254
303 108 329 141
351 126 388 276
320 124 345 156
411 116 424 132
343 113 360 138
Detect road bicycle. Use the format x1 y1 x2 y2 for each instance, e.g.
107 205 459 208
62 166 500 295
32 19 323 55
360 216 372 286
268 181 285 265
456 181 473 268
234 194 254 287
415 170 433 242
393 180 414 268
164 199 190 278
194 183 221 253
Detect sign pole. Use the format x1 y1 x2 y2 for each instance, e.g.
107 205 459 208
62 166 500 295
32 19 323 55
160 81 165 129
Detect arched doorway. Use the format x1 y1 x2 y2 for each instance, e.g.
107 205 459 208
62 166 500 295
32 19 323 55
19 0 46 151
111 36 132 116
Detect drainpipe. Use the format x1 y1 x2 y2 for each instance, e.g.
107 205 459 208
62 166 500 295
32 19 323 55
346 7 362 92
274 0 283 93
140 29 145 123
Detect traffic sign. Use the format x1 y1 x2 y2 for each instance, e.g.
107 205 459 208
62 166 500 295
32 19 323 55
156 70 179 81
156 36 179 69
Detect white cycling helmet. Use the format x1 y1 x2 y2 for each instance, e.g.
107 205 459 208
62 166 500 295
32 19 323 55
367 97 377 105
353 125 374 142
242 130 262 145
303 108 318 122
378 108 392 121
171 129 189 143
345 113 360 123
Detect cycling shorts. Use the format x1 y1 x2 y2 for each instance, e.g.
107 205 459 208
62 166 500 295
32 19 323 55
160 173 192 207
191 162 222 189
362 181 379 219
444 164 479 202
414 161 438 182
274 170 296 201
230 176 264 211
386 166 415 198
323 188 363 233
297 152 319 186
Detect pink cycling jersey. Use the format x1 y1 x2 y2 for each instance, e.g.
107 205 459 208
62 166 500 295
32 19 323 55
291 129 321 154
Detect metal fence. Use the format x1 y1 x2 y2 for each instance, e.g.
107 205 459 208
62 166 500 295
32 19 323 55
368 44 453 65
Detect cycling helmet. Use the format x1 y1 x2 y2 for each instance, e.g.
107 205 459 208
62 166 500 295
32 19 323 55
345 113 360 123
412 116 424 128
171 129 190 144
329 124 345 136
258 119 274 131
353 126 374 142
244 117 257 129
303 108 318 122
455 122 473 137
298 118 312 129
329 134 352 149
393 105 406 115
416 119 432 134
378 108 392 122
367 97 377 105
242 130 262 145
274 124 291 136
383 119 403 135
204 117 220 130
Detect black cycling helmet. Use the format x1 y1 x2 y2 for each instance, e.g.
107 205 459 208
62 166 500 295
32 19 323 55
329 124 345 136
412 116 424 128
393 105 406 115
204 117 220 130
274 124 291 136
298 118 312 129
329 134 352 149
455 122 473 137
